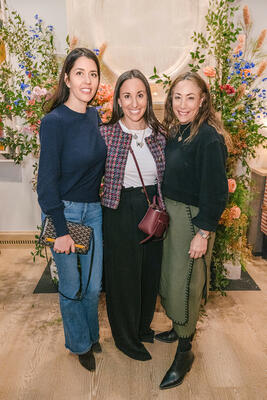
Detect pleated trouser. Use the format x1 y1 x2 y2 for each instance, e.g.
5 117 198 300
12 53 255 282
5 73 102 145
160 197 215 339
103 185 162 359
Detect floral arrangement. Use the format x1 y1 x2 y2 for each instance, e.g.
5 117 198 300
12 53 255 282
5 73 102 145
151 0 267 293
92 82 113 123
194 0 267 292
0 10 58 187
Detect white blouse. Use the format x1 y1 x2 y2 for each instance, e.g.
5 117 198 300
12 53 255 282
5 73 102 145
119 120 158 188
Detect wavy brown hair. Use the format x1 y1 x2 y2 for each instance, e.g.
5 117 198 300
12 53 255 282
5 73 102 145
163 71 231 149
44 48 100 113
107 69 164 135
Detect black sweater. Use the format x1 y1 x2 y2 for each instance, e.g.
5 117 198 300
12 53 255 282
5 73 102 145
162 122 228 231
37 104 107 237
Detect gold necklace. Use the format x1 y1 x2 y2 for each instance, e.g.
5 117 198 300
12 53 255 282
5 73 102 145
177 123 191 142
132 129 146 147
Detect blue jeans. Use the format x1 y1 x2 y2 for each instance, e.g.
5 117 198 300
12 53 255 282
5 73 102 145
42 201 103 354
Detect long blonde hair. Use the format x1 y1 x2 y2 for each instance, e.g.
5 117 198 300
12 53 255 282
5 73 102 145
163 71 231 149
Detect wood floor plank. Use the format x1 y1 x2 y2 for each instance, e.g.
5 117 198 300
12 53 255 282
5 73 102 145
0 249 266 400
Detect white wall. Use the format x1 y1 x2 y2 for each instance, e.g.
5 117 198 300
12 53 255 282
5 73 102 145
0 157 41 231
6 0 67 54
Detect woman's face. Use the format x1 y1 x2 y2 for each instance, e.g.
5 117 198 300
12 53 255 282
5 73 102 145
64 56 99 111
118 77 148 128
172 79 204 124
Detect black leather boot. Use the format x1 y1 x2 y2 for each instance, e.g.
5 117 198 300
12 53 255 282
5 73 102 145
91 341 102 353
78 349 96 371
155 328 178 343
159 349 194 390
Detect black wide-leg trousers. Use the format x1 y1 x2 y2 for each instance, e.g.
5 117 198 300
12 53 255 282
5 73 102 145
103 185 162 360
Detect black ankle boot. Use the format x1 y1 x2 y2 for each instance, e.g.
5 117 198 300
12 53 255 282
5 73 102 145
91 341 102 353
78 349 96 371
155 328 178 343
159 348 194 390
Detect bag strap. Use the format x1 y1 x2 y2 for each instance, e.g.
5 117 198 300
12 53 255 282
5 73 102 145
129 147 151 206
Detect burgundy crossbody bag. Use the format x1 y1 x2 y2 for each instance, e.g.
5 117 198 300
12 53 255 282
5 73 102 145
129 147 169 244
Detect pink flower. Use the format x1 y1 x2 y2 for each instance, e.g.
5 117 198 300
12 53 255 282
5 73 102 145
230 206 241 219
220 84 236 95
203 66 216 78
31 86 48 100
228 179 237 193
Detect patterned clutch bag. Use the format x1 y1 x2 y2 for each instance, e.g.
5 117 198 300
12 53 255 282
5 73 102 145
39 216 93 255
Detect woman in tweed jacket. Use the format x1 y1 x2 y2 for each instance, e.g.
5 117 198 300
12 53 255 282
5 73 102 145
100 69 166 361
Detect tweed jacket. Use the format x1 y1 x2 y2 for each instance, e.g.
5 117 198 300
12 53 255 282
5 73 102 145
100 122 166 209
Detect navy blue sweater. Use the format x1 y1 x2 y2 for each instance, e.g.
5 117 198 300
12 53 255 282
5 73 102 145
37 104 107 237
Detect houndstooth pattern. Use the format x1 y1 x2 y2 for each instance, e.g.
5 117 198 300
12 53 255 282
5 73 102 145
100 122 166 209
40 216 93 254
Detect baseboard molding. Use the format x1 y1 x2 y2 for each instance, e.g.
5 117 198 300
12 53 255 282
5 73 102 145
0 231 38 248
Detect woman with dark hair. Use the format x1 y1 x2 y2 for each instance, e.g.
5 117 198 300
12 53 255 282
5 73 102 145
100 69 166 361
37 48 107 372
156 71 229 389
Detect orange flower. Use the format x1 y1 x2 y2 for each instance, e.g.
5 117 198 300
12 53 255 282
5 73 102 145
228 179 237 193
243 69 251 77
230 206 241 219
203 66 216 78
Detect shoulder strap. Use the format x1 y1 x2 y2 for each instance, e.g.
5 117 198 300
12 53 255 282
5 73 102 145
129 147 151 206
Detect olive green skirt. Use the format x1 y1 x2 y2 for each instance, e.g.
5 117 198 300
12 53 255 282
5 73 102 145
159 198 215 338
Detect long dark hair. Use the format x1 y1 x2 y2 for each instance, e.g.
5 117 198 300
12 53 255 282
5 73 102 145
163 71 231 148
45 48 100 113
107 69 164 134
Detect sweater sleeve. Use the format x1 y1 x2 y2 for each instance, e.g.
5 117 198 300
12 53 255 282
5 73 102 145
192 138 228 232
37 114 68 237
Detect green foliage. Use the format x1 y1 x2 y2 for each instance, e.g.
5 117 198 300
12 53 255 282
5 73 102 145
0 9 59 169
150 0 267 294
149 66 172 92
30 225 45 262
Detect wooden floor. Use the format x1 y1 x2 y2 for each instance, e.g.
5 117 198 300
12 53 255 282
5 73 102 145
0 249 266 400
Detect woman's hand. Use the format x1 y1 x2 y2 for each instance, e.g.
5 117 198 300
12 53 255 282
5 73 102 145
54 234 75 255
188 231 209 259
